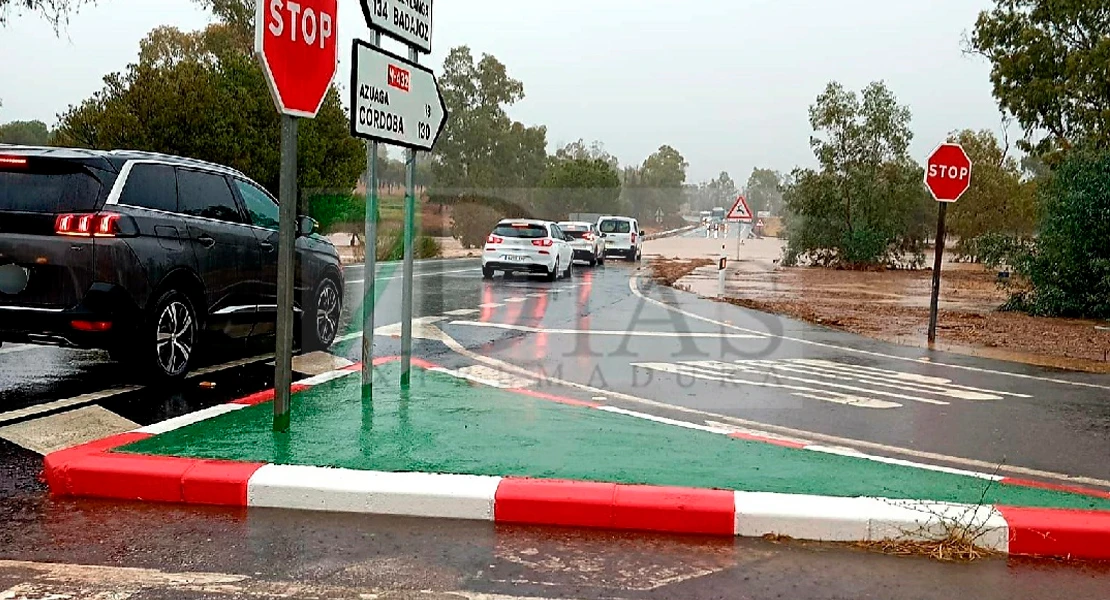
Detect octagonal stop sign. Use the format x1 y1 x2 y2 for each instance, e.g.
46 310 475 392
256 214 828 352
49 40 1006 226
924 143 972 202
255 0 338 118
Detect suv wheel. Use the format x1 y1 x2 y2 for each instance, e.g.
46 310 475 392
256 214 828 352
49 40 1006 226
304 276 341 351
117 289 198 381
545 259 559 282
482 266 494 279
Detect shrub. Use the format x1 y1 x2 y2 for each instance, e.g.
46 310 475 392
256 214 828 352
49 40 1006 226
416 235 442 259
451 203 504 249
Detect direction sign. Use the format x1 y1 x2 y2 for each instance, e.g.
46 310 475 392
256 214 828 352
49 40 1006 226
924 143 972 202
350 41 448 151
361 0 433 54
726 195 753 222
255 0 338 118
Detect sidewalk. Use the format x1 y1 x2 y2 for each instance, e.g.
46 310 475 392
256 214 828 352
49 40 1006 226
44 357 1110 560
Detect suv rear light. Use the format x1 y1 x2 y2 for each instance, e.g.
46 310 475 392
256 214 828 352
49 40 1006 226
486 235 504 244
0 156 28 168
55 212 126 237
582 233 594 241
532 239 554 247
71 320 113 332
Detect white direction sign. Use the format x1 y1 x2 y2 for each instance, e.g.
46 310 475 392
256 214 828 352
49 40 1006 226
726 194 753 222
361 0 433 54
350 41 447 151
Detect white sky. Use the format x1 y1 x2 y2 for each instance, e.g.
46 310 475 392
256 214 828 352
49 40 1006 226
0 0 1008 182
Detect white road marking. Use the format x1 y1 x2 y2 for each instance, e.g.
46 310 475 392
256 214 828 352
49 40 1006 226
429 322 1110 489
429 365 535 389
448 321 765 339
597 406 732 434
503 297 528 303
444 309 481 316
630 276 1110 391
478 303 505 309
526 293 548 298
0 343 42 356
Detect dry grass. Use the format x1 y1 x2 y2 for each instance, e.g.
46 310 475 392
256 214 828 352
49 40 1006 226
855 537 1000 562
649 258 716 287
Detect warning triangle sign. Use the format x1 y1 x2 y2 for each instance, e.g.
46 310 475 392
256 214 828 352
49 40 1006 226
727 195 753 222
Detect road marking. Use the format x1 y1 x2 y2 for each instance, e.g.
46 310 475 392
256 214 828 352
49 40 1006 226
0 354 274 425
346 267 479 285
448 321 765 339
444 308 481 316
430 321 1110 489
0 344 42 355
504 297 527 303
478 303 505 309
630 276 1110 392
526 293 548 298
429 365 535 389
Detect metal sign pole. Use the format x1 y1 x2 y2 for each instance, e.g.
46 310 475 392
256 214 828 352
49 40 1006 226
361 31 382 398
927 202 948 345
399 47 419 388
274 114 299 432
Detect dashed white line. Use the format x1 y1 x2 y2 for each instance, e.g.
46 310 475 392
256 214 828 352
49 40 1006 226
444 309 481 316
503 297 527 303
478 303 505 309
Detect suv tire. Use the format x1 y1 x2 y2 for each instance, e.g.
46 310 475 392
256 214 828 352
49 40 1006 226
545 259 559 282
303 276 342 351
115 289 199 382
482 266 494 279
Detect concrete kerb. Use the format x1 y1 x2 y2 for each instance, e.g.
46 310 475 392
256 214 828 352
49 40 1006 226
41 356 1110 562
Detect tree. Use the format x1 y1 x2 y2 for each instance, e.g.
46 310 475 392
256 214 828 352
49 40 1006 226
744 168 783 215
539 157 621 219
0 0 93 29
55 14 363 199
945 129 1037 259
431 46 548 194
783 81 931 267
555 139 619 170
969 1 1110 157
0 119 51 145
704 171 738 211
1006 149 1110 318
625 145 688 221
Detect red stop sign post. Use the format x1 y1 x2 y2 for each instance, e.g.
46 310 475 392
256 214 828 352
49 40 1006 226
924 143 973 345
255 0 339 432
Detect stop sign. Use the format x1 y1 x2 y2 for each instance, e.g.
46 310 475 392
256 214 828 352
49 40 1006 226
924 143 972 202
255 0 338 118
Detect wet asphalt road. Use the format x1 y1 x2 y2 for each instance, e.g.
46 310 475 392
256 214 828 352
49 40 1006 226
1 251 1109 597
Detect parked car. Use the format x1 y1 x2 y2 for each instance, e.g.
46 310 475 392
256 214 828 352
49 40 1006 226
557 221 605 267
597 216 643 261
482 219 574 281
0 146 343 380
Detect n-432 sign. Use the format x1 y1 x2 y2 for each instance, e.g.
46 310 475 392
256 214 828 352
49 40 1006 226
349 41 447 151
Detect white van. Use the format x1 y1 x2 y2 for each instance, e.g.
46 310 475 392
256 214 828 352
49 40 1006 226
597 216 643 262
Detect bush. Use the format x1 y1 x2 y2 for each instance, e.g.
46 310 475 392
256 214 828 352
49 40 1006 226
416 235 442 259
451 202 504 249
307 193 375 234
1014 150 1110 318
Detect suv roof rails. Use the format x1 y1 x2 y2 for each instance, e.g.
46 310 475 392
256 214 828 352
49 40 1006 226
107 149 244 176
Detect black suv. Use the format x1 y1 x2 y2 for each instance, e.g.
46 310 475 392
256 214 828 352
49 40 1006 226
0 146 344 379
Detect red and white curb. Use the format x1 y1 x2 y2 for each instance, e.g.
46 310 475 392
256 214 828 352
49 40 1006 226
43 357 1110 561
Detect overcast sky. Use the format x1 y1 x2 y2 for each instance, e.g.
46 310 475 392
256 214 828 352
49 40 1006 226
0 0 1007 183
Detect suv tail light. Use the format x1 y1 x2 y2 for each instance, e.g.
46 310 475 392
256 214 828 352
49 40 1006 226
486 235 504 245
55 212 128 237
532 238 554 247
0 156 28 168
582 233 594 241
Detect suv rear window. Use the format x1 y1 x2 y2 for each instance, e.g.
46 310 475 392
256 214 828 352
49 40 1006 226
599 219 631 234
0 166 101 213
118 164 178 212
493 223 549 239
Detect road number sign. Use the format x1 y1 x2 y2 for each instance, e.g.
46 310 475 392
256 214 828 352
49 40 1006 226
726 195 753 222
350 41 447 151
255 0 338 118
361 0 433 54
924 143 973 202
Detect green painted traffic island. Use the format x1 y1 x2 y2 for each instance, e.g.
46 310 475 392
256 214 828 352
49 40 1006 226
44 357 1110 561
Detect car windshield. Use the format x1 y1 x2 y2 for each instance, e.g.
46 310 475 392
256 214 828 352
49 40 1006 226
492 223 548 238
599 220 630 234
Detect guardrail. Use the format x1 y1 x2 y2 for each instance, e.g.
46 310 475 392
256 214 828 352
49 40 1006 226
644 225 700 241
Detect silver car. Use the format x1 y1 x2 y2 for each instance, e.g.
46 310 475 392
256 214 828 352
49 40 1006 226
557 221 606 267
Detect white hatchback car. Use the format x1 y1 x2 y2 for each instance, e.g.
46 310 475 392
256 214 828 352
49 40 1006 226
597 216 643 261
557 221 606 267
482 219 574 281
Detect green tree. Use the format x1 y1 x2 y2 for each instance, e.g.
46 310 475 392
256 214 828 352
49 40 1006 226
783 81 931 267
625 145 688 221
56 15 363 199
744 168 783 215
555 139 619 170
945 129 1037 259
539 157 621 219
969 1 1110 157
432 46 548 192
1007 149 1110 318
0 0 93 28
703 171 738 211
0 119 51 145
